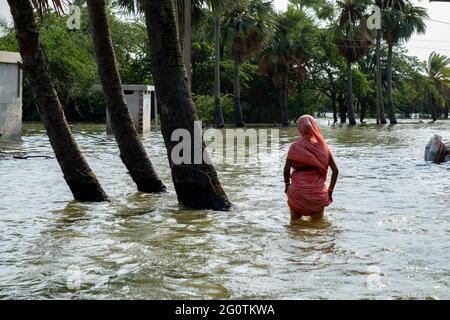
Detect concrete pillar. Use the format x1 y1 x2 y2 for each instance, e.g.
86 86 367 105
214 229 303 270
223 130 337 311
95 84 155 134
0 51 22 141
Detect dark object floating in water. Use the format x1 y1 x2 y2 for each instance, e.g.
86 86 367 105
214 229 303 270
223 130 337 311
13 155 54 160
425 134 450 164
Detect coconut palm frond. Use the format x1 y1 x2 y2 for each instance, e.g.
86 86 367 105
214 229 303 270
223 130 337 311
30 0 67 15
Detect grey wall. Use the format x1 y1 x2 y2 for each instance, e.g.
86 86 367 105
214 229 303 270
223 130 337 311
0 62 22 140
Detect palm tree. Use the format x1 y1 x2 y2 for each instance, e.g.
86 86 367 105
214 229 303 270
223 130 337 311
205 0 230 128
335 0 373 125
260 7 315 126
114 0 196 84
374 0 387 124
7 0 108 201
427 51 450 121
222 0 273 127
86 0 166 193
175 0 193 84
142 0 231 211
382 0 428 124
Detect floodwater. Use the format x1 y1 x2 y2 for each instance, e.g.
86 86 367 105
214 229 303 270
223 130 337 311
0 120 449 300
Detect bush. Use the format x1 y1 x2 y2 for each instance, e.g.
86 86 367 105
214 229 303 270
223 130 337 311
193 94 234 126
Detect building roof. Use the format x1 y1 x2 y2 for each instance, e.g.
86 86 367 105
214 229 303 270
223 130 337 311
0 51 22 64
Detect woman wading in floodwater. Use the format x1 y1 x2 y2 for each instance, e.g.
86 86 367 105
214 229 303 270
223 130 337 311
284 115 339 220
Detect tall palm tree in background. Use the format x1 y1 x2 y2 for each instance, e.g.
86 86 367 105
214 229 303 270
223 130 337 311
86 0 166 193
382 0 428 124
222 0 273 127
260 7 315 126
142 0 231 211
427 51 450 121
374 0 387 124
7 0 108 202
335 0 372 125
206 0 229 128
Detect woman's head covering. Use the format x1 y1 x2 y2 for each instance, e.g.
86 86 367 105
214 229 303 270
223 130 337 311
297 115 327 149
288 115 330 176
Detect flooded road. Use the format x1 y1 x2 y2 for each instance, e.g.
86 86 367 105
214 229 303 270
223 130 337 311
0 120 449 299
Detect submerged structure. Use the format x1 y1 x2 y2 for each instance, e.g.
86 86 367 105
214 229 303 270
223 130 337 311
95 84 158 134
0 51 22 140
425 134 450 163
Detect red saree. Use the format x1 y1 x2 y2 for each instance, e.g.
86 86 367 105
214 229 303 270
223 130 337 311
287 115 332 216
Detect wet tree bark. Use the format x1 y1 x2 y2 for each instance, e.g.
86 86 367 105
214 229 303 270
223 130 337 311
7 0 108 202
214 15 224 128
233 57 245 127
86 0 166 193
386 43 398 124
143 0 231 211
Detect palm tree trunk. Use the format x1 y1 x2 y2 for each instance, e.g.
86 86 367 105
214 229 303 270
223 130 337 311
86 0 166 193
430 93 438 121
376 31 387 124
143 0 231 211
214 15 224 128
331 91 338 124
7 0 108 202
346 60 356 125
233 57 245 127
360 97 367 123
338 94 346 124
183 0 192 85
386 43 398 124
279 75 289 126
444 104 449 119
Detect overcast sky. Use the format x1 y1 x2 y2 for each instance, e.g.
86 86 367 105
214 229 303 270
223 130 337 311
1 0 449 62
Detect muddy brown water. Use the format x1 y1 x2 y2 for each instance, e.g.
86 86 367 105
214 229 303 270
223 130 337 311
0 120 449 299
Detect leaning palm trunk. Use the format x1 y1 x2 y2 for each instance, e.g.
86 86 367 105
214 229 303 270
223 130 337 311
214 15 224 128
346 60 357 125
375 32 387 124
86 0 166 193
233 57 245 127
143 0 231 211
8 0 108 202
386 43 398 124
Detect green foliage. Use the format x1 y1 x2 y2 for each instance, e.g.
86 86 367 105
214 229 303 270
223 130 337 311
193 94 234 126
0 6 152 121
1 0 447 124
